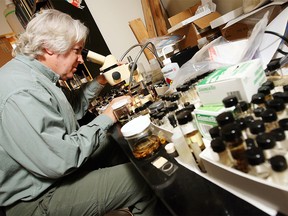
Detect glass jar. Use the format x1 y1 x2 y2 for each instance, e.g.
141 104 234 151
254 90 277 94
121 116 161 159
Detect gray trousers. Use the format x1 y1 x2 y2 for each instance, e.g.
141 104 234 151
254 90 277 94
6 163 158 216
5 137 164 216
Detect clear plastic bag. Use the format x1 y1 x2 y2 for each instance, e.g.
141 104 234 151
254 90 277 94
170 11 269 91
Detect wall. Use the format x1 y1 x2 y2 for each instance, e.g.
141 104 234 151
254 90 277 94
85 0 150 70
85 0 244 71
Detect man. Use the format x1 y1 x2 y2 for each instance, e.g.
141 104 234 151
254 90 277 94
0 9 166 216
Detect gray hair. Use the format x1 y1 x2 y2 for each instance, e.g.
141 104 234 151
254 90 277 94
13 9 89 58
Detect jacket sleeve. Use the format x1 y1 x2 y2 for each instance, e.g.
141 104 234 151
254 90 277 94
0 89 113 179
62 78 104 119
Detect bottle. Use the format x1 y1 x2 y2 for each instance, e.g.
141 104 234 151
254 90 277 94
269 155 288 186
266 99 286 120
161 57 179 85
261 108 278 132
245 147 270 179
210 137 234 167
222 95 242 119
177 110 206 172
221 122 249 173
168 114 197 167
256 132 277 160
3 0 25 35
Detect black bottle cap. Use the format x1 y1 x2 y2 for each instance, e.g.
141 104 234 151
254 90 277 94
249 120 265 135
176 110 193 125
237 101 250 112
167 103 178 112
270 155 287 172
211 137 226 153
184 102 190 107
221 123 242 142
183 104 195 112
251 93 265 105
261 108 277 123
209 126 220 139
244 116 255 127
216 111 235 127
253 107 265 118
261 80 275 90
222 95 238 108
168 114 177 128
279 118 288 130
245 148 265 166
235 118 247 130
270 128 286 141
256 132 276 149
272 91 288 103
266 99 285 112
245 138 257 150
258 85 271 96
283 85 288 92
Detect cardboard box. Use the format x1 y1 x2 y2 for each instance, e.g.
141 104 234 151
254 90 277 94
196 58 267 105
167 2 221 49
0 37 13 67
200 147 288 215
221 2 287 41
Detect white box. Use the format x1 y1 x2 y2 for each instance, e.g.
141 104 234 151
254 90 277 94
194 104 230 140
196 58 267 105
200 147 288 215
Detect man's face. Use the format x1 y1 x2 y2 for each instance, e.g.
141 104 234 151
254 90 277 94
53 42 84 81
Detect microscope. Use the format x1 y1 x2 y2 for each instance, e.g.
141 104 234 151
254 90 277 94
82 48 141 87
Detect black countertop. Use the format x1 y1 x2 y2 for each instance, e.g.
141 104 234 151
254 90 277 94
108 123 270 216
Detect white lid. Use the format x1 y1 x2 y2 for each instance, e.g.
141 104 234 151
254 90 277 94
111 98 129 110
165 143 176 154
163 58 171 65
121 115 151 137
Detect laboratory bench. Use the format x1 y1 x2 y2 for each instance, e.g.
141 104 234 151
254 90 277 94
108 123 278 216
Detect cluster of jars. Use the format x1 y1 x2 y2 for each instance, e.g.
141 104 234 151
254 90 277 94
209 80 288 186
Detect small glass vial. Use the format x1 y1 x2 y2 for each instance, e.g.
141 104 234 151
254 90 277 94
278 118 288 142
245 147 270 179
235 118 249 140
221 122 249 173
177 110 206 172
270 128 287 154
216 111 235 128
237 101 253 118
247 119 266 140
266 99 286 120
255 132 277 160
261 80 276 94
251 93 266 111
209 126 221 139
272 91 288 111
222 95 242 119
253 107 265 120
261 108 279 132
210 137 234 167
258 85 273 101
269 155 288 186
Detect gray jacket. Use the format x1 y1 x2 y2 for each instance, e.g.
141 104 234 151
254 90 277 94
0 55 113 206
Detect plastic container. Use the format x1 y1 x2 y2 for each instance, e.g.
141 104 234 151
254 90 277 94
161 58 179 85
121 115 161 159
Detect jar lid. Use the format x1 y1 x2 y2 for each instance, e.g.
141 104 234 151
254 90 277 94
121 115 151 137
111 98 129 110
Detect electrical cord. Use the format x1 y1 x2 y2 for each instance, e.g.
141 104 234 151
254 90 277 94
264 30 288 55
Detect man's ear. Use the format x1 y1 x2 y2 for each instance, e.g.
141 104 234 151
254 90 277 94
44 48 54 55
